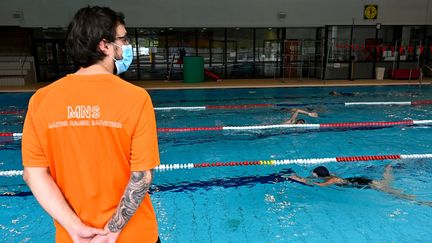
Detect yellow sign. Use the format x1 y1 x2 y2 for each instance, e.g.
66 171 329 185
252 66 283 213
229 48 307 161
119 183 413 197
364 5 378 20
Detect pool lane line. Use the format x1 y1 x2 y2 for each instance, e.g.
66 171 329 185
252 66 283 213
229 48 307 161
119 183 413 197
3 100 432 114
157 119 431 132
2 119 432 136
153 99 432 110
2 153 432 176
133 153 432 171
0 132 23 137
345 100 432 106
0 110 26 115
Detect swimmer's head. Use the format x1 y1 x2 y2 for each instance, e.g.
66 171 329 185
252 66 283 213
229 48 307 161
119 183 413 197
295 119 305 124
312 166 330 177
329 91 340 96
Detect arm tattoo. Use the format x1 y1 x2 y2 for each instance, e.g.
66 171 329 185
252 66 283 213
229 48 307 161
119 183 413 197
108 170 152 232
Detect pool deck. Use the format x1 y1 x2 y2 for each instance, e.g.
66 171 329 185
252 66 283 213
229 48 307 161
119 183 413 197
0 78 430 92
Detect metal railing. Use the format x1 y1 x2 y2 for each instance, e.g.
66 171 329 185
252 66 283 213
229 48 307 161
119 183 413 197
420 64 432 86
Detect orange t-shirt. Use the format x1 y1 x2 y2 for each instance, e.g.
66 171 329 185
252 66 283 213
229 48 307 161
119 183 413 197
22 74 160 243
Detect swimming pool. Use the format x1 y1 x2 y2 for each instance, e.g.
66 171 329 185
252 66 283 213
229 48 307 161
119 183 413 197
1 85 432 242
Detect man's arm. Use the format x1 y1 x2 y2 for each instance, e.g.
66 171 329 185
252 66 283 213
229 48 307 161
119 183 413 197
23 167 107 241
285 109 301 124
295 109 318 117
313 177 340 186
92 170 153 242
288 174 339 187
285 109 318 124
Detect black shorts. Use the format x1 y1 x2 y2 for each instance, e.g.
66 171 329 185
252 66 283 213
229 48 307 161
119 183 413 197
345 177 373 188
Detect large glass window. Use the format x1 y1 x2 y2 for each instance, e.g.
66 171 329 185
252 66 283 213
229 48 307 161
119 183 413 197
132 28 167 80
33 28 74 82
166 28 196 80
226 28 254 78
327 26 351 63
28 25 429 82
282 28 323 80
204 28 225 79
424 26 432 76
325 26 351 79
197 28 210 63
376 26 397 62
352 26 376 62
399 26 425 62
255 28 281 77
376 26 425 62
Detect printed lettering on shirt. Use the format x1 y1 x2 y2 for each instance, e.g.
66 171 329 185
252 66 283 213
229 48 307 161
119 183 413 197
67 106 100 119
48 105 122 129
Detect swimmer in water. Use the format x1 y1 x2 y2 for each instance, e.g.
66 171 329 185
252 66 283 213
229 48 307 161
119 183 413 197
283 108 318 124
329 91 360 97
287 164 432 206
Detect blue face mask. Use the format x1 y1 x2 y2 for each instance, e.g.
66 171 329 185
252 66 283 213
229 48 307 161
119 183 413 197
110 43 133 75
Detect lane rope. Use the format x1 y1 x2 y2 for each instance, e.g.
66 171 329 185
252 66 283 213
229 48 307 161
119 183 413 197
2 119 431 136
0 133 23 137
345 100 432 106
153 100 432 110
157 119 431 133
0 110 26 115
2 153 431 176
3 100 432 114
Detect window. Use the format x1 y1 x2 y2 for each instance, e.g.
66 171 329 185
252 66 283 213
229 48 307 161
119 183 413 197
352 26 376 62
226 28 254 78
255 28 281 77
133 28 167 80
327 26 351 62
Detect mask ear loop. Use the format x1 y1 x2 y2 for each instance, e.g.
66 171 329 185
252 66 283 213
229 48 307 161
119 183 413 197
100 39 119 73
108 42 123 61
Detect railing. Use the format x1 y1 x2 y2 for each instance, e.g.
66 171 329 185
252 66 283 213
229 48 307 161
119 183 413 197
421 64 432 86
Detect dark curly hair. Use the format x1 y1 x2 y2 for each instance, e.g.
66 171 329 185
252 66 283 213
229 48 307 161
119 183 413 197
66 6 125 67
313 166 330 177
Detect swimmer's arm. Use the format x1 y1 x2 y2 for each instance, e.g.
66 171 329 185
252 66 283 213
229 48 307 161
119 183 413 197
23 167 107 241
295 109 310 115
284 109 318 124
101 170 153 240
313 177 340 186
287 174 322 186
285 110 300 124
291 109 318 118
288 174 309 184
294 109 318 117
288 174 339 187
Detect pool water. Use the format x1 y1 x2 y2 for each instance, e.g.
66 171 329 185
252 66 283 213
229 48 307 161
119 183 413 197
1 85 432 242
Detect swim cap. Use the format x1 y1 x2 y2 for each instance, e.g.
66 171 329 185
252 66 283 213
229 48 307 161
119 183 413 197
296 119 305 124
313 166 330 177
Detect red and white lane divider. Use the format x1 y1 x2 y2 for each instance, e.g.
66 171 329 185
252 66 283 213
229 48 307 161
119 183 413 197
155 153 432 171
155 106 206 111
153 100 432 111
2 153 432 176
2 119 431 136
345 100 432 106
0 133 22 137
157 119 432 133
154 104 275 111
0 110 26 115
2 100 432 114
